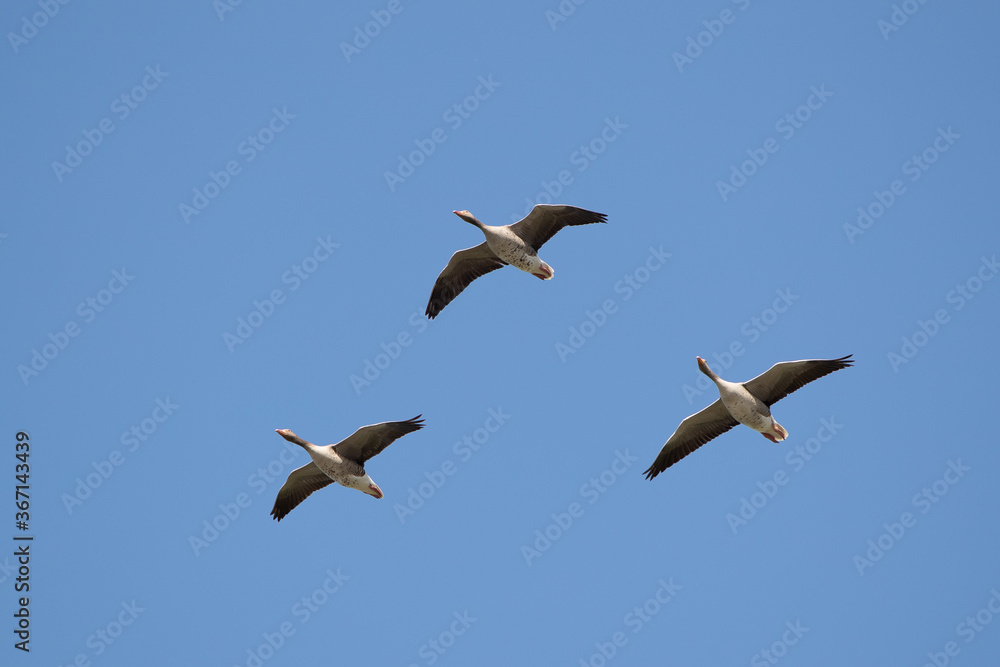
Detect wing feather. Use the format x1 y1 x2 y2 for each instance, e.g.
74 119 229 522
270 462 335 521
643 400 739 480
425 243 505 318
743 355 854 407
333 416 425 466
508 204 607 251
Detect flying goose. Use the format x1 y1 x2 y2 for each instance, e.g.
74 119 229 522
425 204 607 318
270 416 424 521
643 355 853 480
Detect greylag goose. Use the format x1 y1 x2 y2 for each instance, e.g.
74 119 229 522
271 416 424 520
644 355 853 479
425 204 607 318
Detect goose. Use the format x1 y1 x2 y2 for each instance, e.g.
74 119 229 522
425 204 607 318
270 416 424 521
643 355 853 480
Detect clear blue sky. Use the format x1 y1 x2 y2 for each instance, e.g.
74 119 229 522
3 1 999 665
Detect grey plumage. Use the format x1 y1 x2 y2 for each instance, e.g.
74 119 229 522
271 416 424 521
425 204 607 318
644 355 853 480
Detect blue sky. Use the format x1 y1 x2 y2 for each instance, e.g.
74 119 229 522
3 1 999 665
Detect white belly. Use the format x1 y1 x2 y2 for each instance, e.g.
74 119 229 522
310 452 357 488
485 233 541 273
719 386 771 432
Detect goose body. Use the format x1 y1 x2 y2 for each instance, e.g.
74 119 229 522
271 416 424 521
643 355 853 480
477 221 553 279
425 204 607 318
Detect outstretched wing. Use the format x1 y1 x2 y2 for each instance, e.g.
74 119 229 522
643 400 739 480
333 415 426 466
508 205 607 251
743 355 854 407
425 244 506 318
271 462 335 521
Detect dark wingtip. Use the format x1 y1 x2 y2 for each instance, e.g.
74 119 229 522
425 296 446 319
825 354 855 372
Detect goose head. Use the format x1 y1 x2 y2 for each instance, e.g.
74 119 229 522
696 357 719 381
453 210 483 227
275 429 310 449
